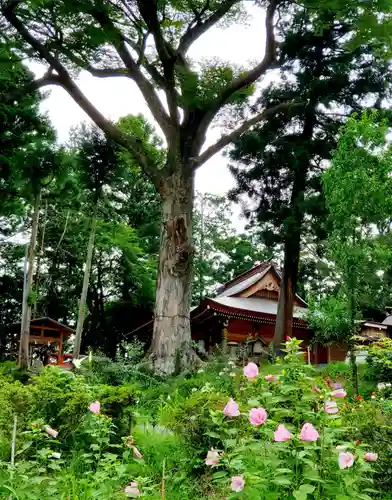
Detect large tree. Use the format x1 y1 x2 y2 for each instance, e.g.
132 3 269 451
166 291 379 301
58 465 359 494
309 112 392 393
0 0 292 374
229 7 392 347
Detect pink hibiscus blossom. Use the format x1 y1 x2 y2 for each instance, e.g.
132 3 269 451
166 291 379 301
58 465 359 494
338 452 355 469
331 388 347 398
265 374 278 382
331 382 343 390
243 362 259 379
124 482 140 497
249 407 267 426
88 401 100 414
274 424 292 442
324 400 339 414
364 452 378 462
300 423 319 442
231 475 245 492
44 426 58 438
205 449 221 466
223 398 240 417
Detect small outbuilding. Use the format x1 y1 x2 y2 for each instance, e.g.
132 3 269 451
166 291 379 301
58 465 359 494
7 317 74 366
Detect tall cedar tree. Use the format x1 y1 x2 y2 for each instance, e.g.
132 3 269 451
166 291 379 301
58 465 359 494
229 9 392 346
0 0 294 374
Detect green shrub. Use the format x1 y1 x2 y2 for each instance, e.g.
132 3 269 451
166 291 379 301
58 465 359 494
366 338 392 383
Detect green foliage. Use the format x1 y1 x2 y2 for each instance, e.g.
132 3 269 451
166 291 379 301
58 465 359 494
192 191 267 302
229 6 392 306
366 338 392 383
307 294 353 344
316 112 392 349
158 340 379 499
3 348 392 498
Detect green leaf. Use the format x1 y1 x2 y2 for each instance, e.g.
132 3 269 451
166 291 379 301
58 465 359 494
205 431 220 438
272 477 292 486
294 491 307 500
212 471 228 479
299 484 315 494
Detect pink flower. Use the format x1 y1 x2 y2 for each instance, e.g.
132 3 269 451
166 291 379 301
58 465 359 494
331 382 343 390
231 475 245 492
331 389 347 398
265 374 278 382
249 407 267 426
364 452 378 462
44 426 58 438
205 449 221 466
88 401 100 414
312 385 320 393
324 400 339 414
132 446 143 459
338 452 355 469
223 398 240 417
300 423 319 442
124 482 140 497
243 362 258 379
274 424 292 442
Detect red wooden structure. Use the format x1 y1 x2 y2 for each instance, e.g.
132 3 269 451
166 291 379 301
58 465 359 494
190 261 324 362
8 317 74 366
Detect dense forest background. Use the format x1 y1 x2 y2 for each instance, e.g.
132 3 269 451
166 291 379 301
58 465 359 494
2 0 392 361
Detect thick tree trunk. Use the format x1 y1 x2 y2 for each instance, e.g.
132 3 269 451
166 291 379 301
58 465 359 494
273 228 302 349
273 109 316 349
150 169 197 375
73 211 97 359
19 190 41 369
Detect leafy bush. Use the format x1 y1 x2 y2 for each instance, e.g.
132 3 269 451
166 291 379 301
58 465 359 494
366 338 392 383
159 339 379 499
0 340 390 499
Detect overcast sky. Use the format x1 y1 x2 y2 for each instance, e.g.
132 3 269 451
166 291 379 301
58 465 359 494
33 4 267 203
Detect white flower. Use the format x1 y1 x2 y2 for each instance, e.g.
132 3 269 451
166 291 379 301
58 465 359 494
49 452 61 459
386 383 391 387
191 388 197 392
230 372 236 377
378 383 386 390
197 369 204 373
219 371 224 376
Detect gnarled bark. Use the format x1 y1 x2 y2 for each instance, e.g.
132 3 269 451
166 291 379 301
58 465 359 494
150 169 197 375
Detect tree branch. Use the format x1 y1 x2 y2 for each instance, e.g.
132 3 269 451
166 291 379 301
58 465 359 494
5 72 62 102
90 8 174 137
199 0 279 131
86 66 130 78
2 4 162 187
178 0 238 56
135 0 179 125
195 101 295 168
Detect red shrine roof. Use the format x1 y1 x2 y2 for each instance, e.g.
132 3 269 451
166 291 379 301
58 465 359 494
192 261 308 326
216 261 273 297
207 296 307 318
9 317 74 335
